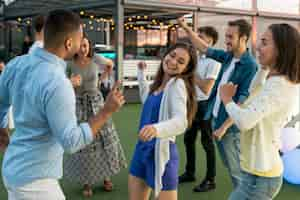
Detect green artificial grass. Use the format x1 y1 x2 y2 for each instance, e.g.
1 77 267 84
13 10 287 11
0 104 299 199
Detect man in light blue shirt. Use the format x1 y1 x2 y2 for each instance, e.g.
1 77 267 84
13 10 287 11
0 10 124 200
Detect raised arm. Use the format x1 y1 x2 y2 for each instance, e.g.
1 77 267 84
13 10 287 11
177 17 209 54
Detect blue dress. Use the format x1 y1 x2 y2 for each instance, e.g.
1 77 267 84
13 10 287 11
129 92 179 190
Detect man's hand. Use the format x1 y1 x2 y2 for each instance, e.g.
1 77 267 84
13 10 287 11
213 127 227 141
139 125 158 142
0 128 9 152
103 81 125 114
177 16 188 29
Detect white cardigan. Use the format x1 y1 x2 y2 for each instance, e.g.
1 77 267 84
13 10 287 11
137 69 188 197
225 68 298 174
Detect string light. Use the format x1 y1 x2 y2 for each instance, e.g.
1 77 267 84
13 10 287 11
26 20 30 25
128 17 132 22
80 11 84 15
88 21 92 25
17 17 22 22
144 16 148 19
90 26 94 30
137 16 141 19
90 15 94 19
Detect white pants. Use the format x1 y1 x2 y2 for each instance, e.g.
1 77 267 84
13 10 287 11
6 179 65 200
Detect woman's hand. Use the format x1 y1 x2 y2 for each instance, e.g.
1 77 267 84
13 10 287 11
220 82 237 105
138 61 147 71
139 125 158 142
70 74 81 87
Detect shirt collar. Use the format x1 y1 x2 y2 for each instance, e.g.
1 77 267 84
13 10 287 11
33 47 67 72
235 49 252 65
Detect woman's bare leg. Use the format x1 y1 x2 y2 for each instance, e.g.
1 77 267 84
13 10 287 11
128 175 152 200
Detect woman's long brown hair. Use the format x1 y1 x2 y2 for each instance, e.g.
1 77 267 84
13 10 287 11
149 42 198 127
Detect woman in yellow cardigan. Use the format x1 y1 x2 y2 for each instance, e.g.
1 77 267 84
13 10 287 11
219 23 300 200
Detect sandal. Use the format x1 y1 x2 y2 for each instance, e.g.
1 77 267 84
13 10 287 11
82 184 93 197
103 179 113 192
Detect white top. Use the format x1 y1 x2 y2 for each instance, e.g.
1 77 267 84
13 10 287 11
138 69 188 197
213 58 239 117
195 55 221 101
226 68 298 173
28 41 43 54
94 54 114 89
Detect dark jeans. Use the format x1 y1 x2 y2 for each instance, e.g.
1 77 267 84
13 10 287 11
183 101 216 180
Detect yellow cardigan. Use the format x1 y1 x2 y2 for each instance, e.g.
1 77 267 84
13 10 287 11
226 69 298 177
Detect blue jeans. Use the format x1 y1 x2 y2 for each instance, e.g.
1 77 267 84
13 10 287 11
229 171 283 200
212 118 242 188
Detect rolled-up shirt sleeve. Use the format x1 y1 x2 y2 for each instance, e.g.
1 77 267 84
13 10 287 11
44 79 93 154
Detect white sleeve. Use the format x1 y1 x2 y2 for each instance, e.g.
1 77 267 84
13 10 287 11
205 60 221 80
137 69 150 104
225 78 286 132
154 79 188 138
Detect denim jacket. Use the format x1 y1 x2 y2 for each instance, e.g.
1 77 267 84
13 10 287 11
204 48 258 133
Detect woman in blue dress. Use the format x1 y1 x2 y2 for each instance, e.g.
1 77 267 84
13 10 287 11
129 42 198 200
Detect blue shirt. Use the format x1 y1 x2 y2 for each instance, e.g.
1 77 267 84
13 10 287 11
205 48 258 132
0 48 93 187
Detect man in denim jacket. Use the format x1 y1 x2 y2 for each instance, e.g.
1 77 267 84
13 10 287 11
178 18 258 188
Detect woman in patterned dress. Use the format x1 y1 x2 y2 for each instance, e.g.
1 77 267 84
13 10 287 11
63 35 127 197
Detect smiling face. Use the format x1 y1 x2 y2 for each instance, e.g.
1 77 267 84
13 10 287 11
225 26 241 53
78 37 90 58
162 47 190 76
257 29 278 68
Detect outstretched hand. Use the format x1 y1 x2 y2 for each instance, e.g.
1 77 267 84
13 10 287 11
103 81 125 114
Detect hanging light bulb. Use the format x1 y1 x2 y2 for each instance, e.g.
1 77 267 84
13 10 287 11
90 15 94 19
80 11 85 15
17 17 22 22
